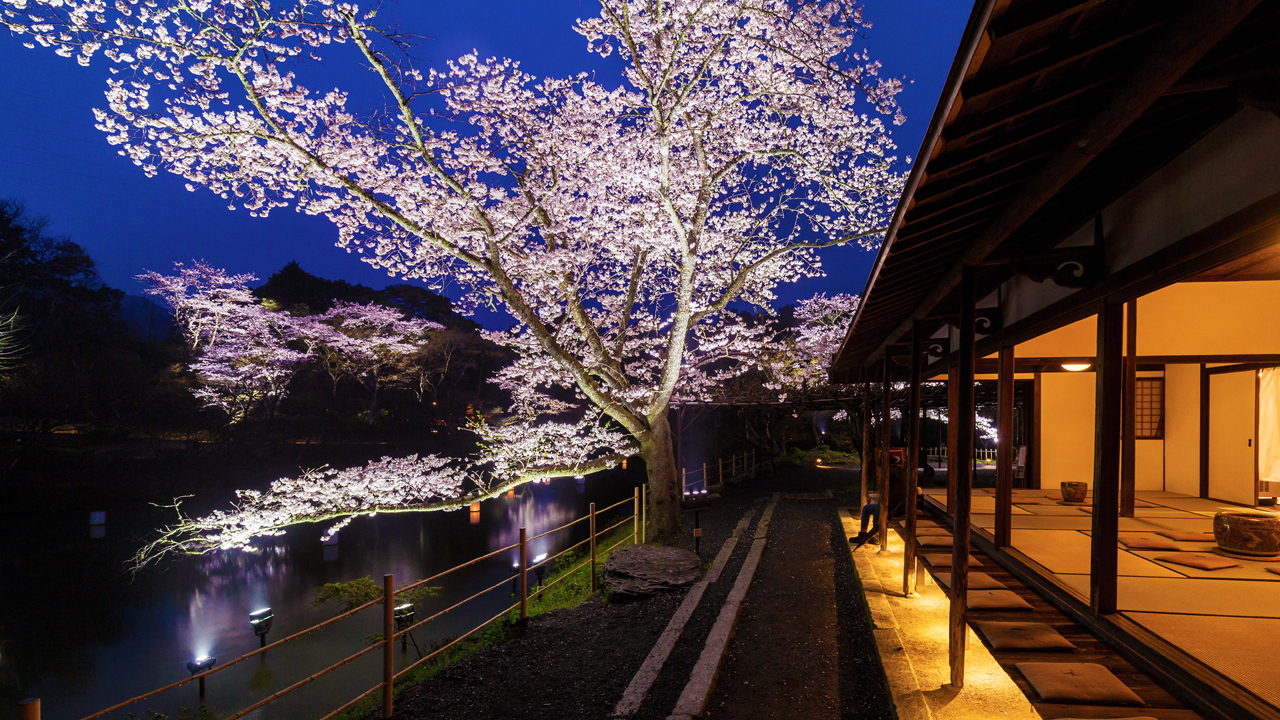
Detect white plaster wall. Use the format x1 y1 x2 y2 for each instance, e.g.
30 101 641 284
1041 372 1096 489
1003 108 1280 327
1164 363 1201 497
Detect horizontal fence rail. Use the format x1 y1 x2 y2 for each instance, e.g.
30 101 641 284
61 486 642 720
681 448 757 494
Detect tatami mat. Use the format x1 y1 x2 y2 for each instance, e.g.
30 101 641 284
1010 529 1181 577
1128 612 1280 708
1055 575 1280 618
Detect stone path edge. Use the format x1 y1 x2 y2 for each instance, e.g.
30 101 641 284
611 501 763 717
666 493 781 720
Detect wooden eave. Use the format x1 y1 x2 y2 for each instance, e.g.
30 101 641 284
830 0 1280 383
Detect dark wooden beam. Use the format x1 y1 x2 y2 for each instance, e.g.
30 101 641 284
880 356 893 553
905 321 923 596
861 380 872 511
1121 301 1138 517
1091 301 1123 616
1033 370 1043 490
996 344 1015 548
947 364 960 515
864 0 1263 368
951 266 976 687
1200 364 1210 499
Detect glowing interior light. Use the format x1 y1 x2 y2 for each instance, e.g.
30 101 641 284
1061 363 1091 372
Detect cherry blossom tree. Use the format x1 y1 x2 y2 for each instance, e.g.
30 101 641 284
4 0 905 549
297 300 440 420
141 262 310 422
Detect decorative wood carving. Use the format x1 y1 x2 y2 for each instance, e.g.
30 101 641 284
1008 246 1102 288
925 308 1002 337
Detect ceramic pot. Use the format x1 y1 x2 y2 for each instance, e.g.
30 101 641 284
1214 510 1280 557
1060 481 1088 504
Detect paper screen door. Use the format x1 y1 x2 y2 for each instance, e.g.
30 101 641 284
1208 369 1256 506
1259 368 1280 501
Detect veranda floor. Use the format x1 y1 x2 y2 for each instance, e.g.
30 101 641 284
922 487 1280 712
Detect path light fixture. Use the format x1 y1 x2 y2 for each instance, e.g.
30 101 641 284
186 656 216 701
249 608 273 648
394 603 415 650
533 553 548 589
1062 363 1091 372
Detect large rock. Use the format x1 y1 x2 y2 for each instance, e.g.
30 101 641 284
602 544 702 598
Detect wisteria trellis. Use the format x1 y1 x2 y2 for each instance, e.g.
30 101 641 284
3 0 906 556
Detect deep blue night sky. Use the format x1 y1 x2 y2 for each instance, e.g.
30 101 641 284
0 1 969 328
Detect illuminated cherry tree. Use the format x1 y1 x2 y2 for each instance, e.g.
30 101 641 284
4 0 906 549
142 262 310 422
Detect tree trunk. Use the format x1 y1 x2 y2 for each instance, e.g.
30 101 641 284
640 411 681 539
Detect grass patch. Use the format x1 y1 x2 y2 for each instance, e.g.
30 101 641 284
775 444 859 468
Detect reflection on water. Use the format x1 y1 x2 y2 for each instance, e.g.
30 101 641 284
0 468 639 720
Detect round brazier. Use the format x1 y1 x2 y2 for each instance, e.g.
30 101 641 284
1213 510 1280 557
1060 481 1088 504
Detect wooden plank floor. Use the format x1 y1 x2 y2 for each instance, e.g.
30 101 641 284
896 517 1204 720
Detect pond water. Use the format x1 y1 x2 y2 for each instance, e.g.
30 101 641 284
0 466 642 720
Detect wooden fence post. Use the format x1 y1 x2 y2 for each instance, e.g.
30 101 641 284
383 574 394 719
634 487 641 543
641 485 647 544
519 528 528 621
18 698 39 720
589 503 598 591
719 457 724 485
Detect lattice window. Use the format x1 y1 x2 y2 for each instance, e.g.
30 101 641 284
1135 378 1164 440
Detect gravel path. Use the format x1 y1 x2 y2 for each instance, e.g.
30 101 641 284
387 463 895 720
704 500 841 718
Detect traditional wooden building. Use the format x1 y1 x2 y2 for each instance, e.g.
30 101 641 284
831 1 1280 718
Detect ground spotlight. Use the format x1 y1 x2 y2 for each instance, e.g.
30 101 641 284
533 553 548 588
249 608 274 647
186 655 216 701
394 603 416 650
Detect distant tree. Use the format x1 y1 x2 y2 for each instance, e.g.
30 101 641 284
253 260 376 315
142 263 442 425
296 301 441 420
0 198 185 428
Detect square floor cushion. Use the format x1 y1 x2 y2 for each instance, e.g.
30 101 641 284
1016 662 1144 706
1157 530 1215 542
1119 536 1180 551
922 553 982 568
974 621 1076 651
932 572 1006 590
1154 553 1240 571
967 589 1034 610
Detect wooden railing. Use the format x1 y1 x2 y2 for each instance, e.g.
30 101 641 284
680 448 757 493
41 489 642 720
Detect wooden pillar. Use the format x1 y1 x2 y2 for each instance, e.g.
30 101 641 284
995 345 1015 548
947 365 960 514
1091 301 1124 616
904 321 923 596
1032 370 1043 489
880 356 893 552
1121 301 1137 517
950 266 976 688
861 379 873 511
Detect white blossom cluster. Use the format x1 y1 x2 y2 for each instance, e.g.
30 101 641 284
139 455 475 562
